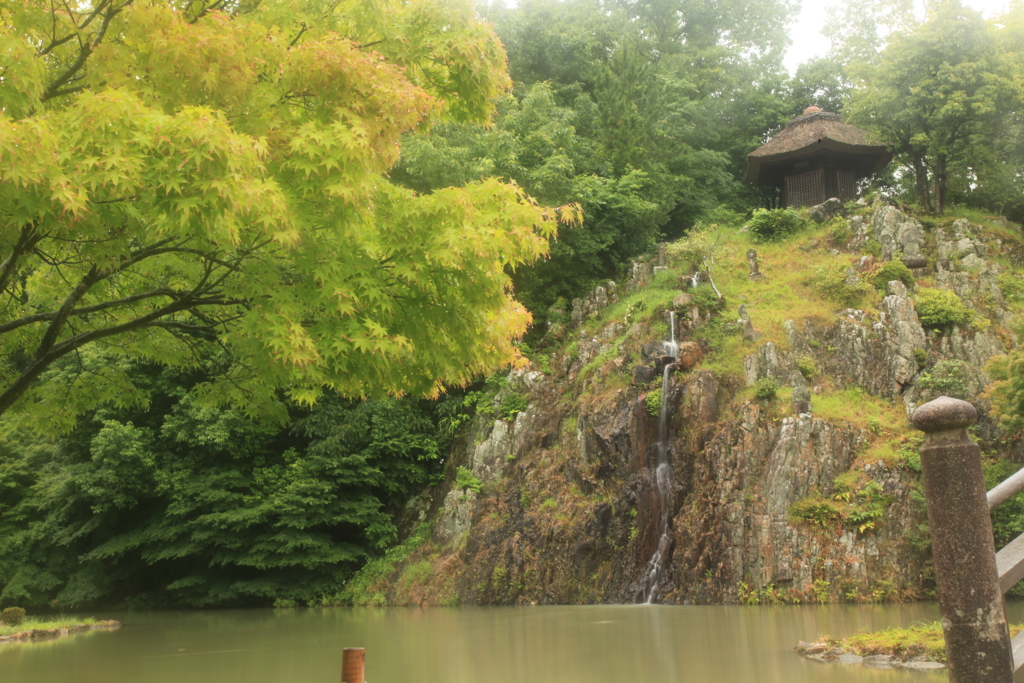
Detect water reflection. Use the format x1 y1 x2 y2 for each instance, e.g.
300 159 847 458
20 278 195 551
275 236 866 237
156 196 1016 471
6 602 1021 683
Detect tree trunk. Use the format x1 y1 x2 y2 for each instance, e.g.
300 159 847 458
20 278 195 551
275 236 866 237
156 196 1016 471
934 154 948 215
911 155 933 213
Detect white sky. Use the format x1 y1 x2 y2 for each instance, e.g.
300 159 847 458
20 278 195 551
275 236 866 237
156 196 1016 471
783 0 1016 73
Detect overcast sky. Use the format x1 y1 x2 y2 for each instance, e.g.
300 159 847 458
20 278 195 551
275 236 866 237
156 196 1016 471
783 0 1016 73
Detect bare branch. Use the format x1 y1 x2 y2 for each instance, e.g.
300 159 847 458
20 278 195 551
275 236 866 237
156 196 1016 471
45 84 90 100
0 289 246 416
187 0 228 24
32 265 101 361
38 31 77 56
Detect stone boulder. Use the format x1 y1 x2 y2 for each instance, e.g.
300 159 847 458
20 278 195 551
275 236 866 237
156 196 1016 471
675 342 704 371
673 292 693 309
809 197 847 224
632 365 655 385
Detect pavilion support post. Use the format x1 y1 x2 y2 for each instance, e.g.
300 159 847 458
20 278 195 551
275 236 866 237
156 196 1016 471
911 396 1014 683
342 647 365 683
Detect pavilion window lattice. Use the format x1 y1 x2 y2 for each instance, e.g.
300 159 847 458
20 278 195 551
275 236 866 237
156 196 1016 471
785 169 824 207
826 169 857 203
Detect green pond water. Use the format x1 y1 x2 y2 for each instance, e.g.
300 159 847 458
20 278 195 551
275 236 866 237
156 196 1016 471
5 602 1021 682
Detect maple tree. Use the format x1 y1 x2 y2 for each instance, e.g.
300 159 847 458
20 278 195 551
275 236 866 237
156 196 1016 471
0 0 570 430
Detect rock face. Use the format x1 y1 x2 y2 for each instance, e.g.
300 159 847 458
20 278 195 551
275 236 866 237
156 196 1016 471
374 205 1020 607
665 389 920 604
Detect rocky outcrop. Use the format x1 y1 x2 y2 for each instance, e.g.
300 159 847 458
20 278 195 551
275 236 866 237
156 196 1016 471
809 197 847 224
665 382 921 604
371 204 1022 608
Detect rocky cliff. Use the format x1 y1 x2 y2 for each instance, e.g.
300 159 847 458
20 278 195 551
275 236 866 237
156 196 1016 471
353 202 1024 606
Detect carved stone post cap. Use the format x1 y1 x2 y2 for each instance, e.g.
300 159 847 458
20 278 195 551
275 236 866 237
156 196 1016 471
911 396 978 432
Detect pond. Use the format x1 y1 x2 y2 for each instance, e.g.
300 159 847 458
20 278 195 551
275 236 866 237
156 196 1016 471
5 602 1022 682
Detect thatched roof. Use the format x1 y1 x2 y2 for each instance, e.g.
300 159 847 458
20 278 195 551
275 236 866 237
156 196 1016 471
746 110 891 186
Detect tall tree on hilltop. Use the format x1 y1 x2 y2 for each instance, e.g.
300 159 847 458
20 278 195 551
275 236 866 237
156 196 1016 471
847 1 1021 214
0 0 572 431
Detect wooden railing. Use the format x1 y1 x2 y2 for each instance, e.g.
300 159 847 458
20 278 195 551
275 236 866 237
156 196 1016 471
989 468 1024 672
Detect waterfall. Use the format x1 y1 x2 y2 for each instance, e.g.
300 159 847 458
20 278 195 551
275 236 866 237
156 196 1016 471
642 312 677 604
661 311 679 359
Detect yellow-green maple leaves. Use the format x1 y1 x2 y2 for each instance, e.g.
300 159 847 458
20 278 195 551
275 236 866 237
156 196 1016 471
0 0 557 428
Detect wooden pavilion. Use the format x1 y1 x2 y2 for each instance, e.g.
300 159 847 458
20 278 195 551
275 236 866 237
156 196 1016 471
746 107 891 207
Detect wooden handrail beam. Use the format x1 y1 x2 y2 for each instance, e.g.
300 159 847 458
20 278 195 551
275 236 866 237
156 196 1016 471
997 532 1024 595
1012 630 1024 673
988 467 1024 511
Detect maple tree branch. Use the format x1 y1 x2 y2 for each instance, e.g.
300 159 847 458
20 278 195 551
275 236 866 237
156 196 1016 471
33 265 101 362
289 22 309 47
0 280 246 417
0 224 42 296
42 0 133 102
187 0 228 24
38 30 77 56
0 287 178 336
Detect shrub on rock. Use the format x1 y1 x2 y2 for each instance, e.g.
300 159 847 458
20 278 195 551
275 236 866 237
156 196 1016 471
870 260 915 291
914 289 972 329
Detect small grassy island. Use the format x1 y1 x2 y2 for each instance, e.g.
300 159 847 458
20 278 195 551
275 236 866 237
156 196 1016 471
796 623 1024 669
0 608 120 644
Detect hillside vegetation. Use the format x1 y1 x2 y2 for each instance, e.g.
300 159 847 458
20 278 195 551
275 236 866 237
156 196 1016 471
337 200 1024 606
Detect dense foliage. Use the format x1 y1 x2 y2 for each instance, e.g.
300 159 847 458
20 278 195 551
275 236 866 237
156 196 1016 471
0 363 449 607
748 208 806 243
390 0 805 323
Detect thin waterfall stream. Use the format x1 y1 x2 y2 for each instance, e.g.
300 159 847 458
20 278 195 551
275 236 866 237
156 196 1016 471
642 311 677 604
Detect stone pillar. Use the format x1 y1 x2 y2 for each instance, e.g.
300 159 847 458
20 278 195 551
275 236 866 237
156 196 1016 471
657 242 668 267
911 397 1013 683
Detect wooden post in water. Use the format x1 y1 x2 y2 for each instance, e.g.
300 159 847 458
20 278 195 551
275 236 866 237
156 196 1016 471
342 647 365 683
911 396 1014 683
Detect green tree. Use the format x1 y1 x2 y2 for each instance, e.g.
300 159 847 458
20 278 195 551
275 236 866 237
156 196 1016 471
823 0 916 67
986 331 1024 434
847 1 1020 213
0 359 448 608
0 0 561 431
394 81 671 325
786 57 852 115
